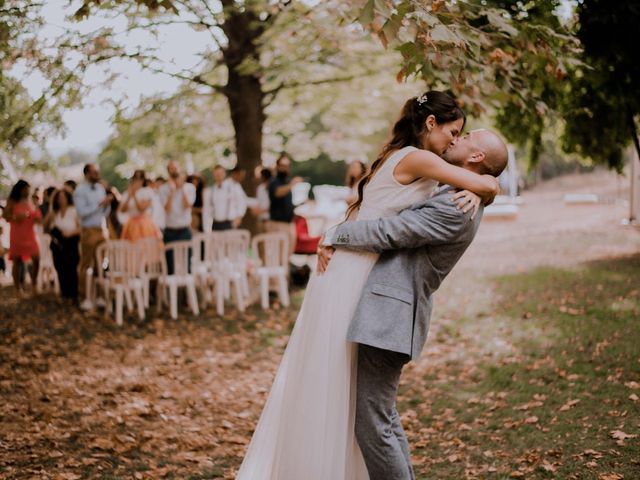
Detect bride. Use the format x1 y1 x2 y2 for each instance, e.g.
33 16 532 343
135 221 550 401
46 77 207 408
236 91 498 479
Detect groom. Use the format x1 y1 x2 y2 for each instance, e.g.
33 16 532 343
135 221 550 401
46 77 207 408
319 129 508 480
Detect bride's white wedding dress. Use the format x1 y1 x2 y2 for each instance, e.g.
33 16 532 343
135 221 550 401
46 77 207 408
237 146 437 480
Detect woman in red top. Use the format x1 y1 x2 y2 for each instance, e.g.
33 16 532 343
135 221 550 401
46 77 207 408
2 180 42 295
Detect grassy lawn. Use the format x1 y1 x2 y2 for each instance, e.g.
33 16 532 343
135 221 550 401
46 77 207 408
1 255 637 479
403 254 640 479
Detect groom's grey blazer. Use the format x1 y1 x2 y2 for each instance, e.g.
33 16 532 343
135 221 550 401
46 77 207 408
330 186 483 360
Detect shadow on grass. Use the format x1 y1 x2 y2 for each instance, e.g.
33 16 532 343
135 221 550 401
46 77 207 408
405 254 640 480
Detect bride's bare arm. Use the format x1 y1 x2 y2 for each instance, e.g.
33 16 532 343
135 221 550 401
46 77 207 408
395 150 499 203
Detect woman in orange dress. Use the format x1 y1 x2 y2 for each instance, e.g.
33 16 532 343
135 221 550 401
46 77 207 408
2 180 42 295
119 170 162 242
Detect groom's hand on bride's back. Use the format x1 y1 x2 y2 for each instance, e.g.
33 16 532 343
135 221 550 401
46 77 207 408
316 243 335 273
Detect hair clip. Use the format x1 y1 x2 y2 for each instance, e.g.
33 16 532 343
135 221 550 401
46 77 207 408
416 93 428 105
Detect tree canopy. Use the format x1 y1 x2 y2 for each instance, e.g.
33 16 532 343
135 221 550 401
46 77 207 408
69 0 580 188
3 0 637 189
560 0 640 170
353 0 580 165
0 1 84 184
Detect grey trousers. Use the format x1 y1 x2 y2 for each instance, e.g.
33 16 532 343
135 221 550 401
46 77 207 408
355 343 415 480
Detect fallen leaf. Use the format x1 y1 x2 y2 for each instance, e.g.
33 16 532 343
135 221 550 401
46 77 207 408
559 399 580 411
540 460 557 472
610 430 637 445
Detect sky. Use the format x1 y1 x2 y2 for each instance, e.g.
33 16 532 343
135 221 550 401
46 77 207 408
22 2 211 156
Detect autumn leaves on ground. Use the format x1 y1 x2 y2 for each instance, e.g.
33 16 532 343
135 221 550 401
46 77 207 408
1 171 639 480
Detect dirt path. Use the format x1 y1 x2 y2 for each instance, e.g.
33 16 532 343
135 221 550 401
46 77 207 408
1 171 638 479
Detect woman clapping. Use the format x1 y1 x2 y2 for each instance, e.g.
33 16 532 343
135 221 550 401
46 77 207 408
119 170 161 242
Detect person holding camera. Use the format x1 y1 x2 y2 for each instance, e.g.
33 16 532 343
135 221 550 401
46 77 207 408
266 154 302 255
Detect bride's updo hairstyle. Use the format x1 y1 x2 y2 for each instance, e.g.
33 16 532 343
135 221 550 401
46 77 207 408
346 90 465 218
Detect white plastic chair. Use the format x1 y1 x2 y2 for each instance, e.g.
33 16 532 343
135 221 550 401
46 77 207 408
193 232 227 316
137 237 165 308
94 240 146 326
36 232 59 293
251 232 290 310
221 229 250 310
158 240 200 320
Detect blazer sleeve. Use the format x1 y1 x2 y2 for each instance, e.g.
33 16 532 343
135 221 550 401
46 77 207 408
330 191 480 253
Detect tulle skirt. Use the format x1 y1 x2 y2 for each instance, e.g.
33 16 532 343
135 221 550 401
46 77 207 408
121 215 161 242
236 248 377 480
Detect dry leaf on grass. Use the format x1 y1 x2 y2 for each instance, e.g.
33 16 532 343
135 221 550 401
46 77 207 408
610 430 637 446
599 474 624 480
559 399 580 411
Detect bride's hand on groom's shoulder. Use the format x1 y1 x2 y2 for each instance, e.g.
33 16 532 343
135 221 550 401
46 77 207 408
316 243 335 274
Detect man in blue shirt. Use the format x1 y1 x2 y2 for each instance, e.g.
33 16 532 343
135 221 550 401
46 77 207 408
74 163 111 309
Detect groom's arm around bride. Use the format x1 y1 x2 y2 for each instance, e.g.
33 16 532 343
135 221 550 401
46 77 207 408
322 184 485 360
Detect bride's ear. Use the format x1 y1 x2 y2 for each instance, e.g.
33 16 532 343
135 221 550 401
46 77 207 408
424 115 436 132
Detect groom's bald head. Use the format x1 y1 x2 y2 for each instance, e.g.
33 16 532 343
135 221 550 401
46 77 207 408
443 129 508 177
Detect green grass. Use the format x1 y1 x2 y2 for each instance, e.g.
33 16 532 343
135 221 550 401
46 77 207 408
404 254 640 479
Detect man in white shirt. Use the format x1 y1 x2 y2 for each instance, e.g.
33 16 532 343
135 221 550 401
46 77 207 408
158 160 196 273
228 167 248 228
204 165 247 231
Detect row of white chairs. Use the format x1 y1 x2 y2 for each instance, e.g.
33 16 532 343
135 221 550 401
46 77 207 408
87 230 290 325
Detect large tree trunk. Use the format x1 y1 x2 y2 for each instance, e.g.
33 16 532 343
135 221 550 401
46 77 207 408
225 73 265 234
225 73 264 197
221 3 267 198
221 3 268 233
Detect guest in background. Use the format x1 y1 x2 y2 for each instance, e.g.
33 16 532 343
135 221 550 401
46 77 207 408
74 163 111 310
39 186 56 220
205 165 235 231
106 187 123 240
153 176 166 190
267 154 302 255
31 186 43 213
149 177 166 234
119 170 161 242
158 160 195 274
250 167 272 228
345 159 368 205
2 179 42 296
63 179 77 193
187 173 206 232
44 189 80 302
228 166 248 228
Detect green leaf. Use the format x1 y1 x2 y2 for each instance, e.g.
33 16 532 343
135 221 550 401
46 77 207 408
430 24 460 44
486 10 519 37
359 0 375 25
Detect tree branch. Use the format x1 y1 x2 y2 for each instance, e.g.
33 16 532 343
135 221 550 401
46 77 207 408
145 66 226 93
173 0 227 51
264 69 381 97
